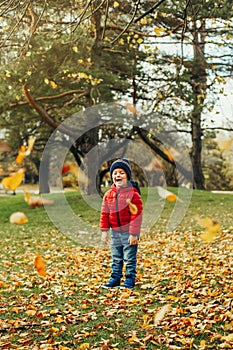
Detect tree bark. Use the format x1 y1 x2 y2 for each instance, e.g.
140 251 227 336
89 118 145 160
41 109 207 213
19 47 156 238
190 19 207 189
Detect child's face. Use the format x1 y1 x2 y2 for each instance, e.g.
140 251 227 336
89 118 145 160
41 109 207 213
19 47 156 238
112 168 128 188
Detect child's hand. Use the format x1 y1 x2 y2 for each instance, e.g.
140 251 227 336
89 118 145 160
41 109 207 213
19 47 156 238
128 235 138 245
101 231 109 244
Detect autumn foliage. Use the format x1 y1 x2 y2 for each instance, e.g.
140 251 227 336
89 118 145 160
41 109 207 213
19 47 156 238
0 190 232 349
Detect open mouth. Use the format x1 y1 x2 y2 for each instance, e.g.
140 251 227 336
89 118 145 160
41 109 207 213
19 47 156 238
115 178 123 184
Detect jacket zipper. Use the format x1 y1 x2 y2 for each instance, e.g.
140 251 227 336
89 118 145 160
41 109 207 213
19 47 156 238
116 189 123 232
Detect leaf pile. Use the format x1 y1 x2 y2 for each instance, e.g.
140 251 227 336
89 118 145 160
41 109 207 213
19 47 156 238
0 223 232 349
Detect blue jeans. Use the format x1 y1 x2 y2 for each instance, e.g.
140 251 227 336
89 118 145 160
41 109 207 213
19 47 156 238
110 230 138 281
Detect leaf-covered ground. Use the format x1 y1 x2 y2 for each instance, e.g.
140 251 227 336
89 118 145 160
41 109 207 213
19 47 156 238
0 190 232 349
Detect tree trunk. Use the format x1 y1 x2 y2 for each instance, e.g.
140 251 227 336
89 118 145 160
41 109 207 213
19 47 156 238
190 19 207 189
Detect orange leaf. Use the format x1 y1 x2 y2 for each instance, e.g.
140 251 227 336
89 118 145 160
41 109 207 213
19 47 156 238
34 254 47 277
164 148 174 162
157 186 177 202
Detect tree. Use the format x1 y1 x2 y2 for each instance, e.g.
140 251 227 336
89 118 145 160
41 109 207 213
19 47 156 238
0 1 233 191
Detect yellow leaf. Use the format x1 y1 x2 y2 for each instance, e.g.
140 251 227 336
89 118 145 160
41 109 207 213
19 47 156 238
113 1 119 8
128 330 140 343
216 138 233 152
196 215 222 243
119 38 124 45
5 70 11 77
200 339 206 347
79 343 90 350
140 18 147 25
153 27 167 36
222 333 233 341
34 254 47 277
72 46 78 53
1 170 25 191
26 309 37 316
44 78 49 84
10 212 28 225
126 198 138 215
137 38 144 44
50 80 58 89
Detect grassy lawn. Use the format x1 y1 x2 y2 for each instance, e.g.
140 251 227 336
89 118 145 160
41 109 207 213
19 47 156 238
0 188 232 349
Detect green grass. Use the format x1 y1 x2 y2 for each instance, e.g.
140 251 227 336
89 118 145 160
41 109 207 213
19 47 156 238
0 188 232 349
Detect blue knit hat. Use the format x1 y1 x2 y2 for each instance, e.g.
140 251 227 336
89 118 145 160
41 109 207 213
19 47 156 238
110 158 132 180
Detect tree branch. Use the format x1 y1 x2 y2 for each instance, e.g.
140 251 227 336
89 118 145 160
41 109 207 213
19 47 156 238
10 89 88 108
23 85 77 138
134 0 167 23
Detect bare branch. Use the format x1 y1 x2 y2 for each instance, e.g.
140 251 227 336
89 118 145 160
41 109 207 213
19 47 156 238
134 0 167 23
111 0 141 44
10 89 88 108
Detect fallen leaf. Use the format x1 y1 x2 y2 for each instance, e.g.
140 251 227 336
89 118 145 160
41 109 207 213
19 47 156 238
154 304 171 326
34 253 47 277
9 212 28 224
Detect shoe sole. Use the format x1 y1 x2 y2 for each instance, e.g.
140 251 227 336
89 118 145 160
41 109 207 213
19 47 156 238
101 285 121 289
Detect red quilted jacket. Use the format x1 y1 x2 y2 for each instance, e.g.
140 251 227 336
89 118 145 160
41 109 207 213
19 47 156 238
100 183 143 235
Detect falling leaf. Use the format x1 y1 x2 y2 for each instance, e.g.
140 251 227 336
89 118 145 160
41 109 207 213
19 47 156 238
216 138 233 152
34 253 47 277
24 192 55 208
16 137 36 164
196 215 222 243
125 103 140 115
154 304 171 326
1 169 25 191
126 198 138 214
164 148 175 162
9 212 28 225
157 186 177 202
27 136 36 152
62 162 89 186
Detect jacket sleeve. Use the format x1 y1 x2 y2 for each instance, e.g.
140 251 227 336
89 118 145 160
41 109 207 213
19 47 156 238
100 193 110 231
129 192 143 235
